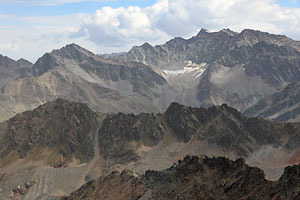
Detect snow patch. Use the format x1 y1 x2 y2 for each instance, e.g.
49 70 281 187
162 62 207 80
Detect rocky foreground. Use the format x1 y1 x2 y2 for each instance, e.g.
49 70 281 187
2 99 300 199
62 155 300 200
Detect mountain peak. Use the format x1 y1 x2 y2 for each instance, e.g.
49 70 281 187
58 43 88 54
16 58 33 67
221 28 238 36
196 28 209 36
30 43 94 77
141 42 152 48
0 98 98 163
63 43 82 51
53 43 94 57
165 102 186 114
240 28 261 36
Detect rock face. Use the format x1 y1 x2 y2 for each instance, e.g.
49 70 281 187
105 28 300 115
0 55 32 89
0 98 100 200
244 80 300 122
2 100 300 199
99 102 300 165
99 112 165 163
62 155 300 200
2 29 300 122
0 44 174 122
0 98 98 165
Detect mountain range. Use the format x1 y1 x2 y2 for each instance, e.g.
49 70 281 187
104 28 300 114
2 28 300 199
2 29 300 122
1 99 300 199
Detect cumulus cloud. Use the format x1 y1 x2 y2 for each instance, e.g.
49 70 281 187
0 14 93 62
74 5 170 47
73 0 300 49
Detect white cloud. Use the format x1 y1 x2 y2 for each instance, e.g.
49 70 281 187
71 0 300 50
76 5 170 47
0 14 94 62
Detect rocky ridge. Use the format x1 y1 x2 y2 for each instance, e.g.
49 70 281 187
0 98 102 200
0 44 176 122
104 28 300 116
62 155 300 200
0 98 98 165
0 54 32 89
2 29 300 122
99 102 300 165
244 80 300 122
2 99 300 199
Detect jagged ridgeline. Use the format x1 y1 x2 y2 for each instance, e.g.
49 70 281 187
62 155 300 200
3 29 300 124
99 102 300 164
0 54 32 89
2 99 300 168
0 98 98 166
2 99 300 199
0 43 171 123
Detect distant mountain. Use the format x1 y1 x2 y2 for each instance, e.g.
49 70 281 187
2 29 300 122
1 100 300 199
104 28 300 112
0 54 32 89
63 155 300 200
244 81 300 121
0 44 176 122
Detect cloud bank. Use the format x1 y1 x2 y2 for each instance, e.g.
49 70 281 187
74 0 300 47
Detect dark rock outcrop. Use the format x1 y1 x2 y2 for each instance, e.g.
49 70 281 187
62 155 300 200
0 98 98 164
98 102 300 163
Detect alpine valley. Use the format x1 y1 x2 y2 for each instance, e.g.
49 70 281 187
1 29 300 199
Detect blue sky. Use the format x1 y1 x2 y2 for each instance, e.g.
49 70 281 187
1 0 300 62
276 0 300 7
0 0 299 24
0 0 157 16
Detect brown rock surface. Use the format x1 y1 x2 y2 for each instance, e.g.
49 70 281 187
62 155 300 200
